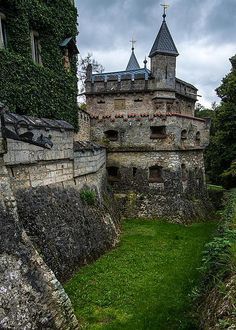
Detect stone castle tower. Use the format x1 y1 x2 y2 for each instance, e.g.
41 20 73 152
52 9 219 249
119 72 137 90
85 10 211 220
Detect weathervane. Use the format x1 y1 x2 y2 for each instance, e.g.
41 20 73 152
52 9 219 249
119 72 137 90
130 37 137 51
161 1 170 20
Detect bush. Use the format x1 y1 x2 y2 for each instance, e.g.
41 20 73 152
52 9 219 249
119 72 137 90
80 189 97 205
207 184 226 210
193 190 236 295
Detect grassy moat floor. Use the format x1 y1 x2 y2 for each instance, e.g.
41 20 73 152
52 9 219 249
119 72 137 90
64 219 217 330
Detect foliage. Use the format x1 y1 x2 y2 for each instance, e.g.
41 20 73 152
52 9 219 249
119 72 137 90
195 57 236 187
0 0 78 128
80 189 97 205
192 190 236 327
78 53 104 95
65 219 217 329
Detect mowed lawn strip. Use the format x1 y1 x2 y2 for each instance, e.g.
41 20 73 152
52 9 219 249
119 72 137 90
64 219 217 330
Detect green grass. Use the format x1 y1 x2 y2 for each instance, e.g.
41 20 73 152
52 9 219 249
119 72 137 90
64 219 217 330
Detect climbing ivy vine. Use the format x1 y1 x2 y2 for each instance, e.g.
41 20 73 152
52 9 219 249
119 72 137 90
0 0 78 128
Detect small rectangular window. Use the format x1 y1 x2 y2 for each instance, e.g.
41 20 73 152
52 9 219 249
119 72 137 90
150 126 166 139
149 166 163 183
31 31 42 65
0 13 7 49
114 99 126 110
104 130 118 141
107 166 120 182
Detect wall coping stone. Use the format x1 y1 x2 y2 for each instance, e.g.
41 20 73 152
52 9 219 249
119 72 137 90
5 113 74 131
74 141 105 152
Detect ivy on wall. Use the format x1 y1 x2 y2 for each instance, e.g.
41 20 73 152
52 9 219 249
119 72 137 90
0 0 78 128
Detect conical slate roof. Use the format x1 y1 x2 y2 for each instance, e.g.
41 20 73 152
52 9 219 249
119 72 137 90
126 50 140 71
149 20 178 58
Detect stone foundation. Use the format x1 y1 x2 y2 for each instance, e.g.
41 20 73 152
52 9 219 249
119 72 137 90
107 150 212 222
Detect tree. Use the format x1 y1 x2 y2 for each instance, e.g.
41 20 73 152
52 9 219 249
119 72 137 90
204 55 236 187
78 53 104 99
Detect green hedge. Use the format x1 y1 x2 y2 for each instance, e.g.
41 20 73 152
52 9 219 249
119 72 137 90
0 0 78 128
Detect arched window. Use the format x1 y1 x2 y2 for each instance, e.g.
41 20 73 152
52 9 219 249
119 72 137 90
181 129 187 140
104 130 118 141
149 166 163 183
181 164 188 181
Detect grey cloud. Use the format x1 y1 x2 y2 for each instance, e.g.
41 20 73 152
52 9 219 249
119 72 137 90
76 0 235 106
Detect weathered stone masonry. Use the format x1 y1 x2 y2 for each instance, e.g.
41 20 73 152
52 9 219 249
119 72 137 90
0 113 120 328
0 120 79 329
85 12 211 220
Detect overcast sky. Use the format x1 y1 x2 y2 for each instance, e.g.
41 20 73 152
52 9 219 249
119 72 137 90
76 0 236 107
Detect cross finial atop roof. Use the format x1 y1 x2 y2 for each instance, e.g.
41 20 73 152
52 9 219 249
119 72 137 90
161 2 170 21
130 37 137 51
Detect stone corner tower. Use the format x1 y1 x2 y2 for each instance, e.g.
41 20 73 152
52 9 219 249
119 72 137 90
149 11 179 91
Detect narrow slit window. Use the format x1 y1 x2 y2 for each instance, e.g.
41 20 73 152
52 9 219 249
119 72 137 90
196 131 201 141
181 129 187 140
149 166 163 183
31 31 42 65
150 126 166 139
0 13 7 49
181 164 188 182
133 167 137 177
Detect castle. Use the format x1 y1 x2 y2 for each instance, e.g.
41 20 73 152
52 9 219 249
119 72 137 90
0 3 213 328
84 9 211 219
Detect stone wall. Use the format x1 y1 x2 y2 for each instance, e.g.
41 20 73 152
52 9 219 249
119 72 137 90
90 115 210 151
16 185 120 282
86 92 196 119
0 157 79 329
0 112 121 328
107 150 210 221
75 109 91 141
2 114 106 195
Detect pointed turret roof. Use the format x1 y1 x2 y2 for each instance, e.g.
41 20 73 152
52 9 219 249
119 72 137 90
126 49 140 71
149 14 178 58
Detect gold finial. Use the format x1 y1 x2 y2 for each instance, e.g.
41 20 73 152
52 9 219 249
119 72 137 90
161 2 170 20
130 37 137 51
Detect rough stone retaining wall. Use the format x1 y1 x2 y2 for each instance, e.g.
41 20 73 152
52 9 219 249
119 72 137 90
0 113 120 328
0 158 79 329
16 185 120 282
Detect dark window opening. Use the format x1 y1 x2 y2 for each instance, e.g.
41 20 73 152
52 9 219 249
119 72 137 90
104 130 118 141
97 100 105 104
107 166 120 182
150 126 166 139
181 164 188 181
165 65 168 79
133 167 137 177
196 131 201 141
181 129 187 140
149 166 163 183
134 98 143 103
